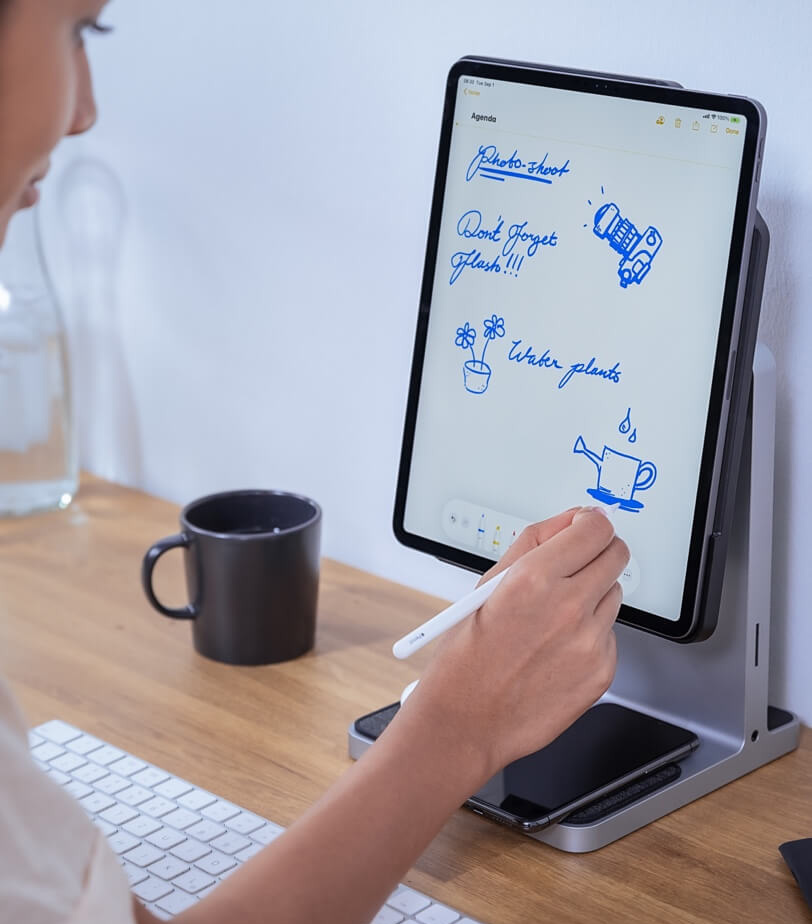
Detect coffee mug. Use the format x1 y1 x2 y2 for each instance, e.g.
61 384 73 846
141 489 321 665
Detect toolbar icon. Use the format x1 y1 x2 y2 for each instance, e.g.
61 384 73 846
656 115 665 125
692 120 700 131
674 117 682 128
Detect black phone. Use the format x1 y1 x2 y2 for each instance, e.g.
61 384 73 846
468 702 698 832
354 701 698 832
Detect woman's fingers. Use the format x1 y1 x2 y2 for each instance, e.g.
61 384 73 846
570 537 630 608
477 507 579 585
527 507 617 579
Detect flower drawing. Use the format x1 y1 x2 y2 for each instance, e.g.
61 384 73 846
453 314 506 395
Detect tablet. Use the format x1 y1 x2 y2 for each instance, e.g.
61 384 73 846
393 57 766 642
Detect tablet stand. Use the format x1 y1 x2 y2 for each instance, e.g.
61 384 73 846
532 341 800 851
348 216 800 852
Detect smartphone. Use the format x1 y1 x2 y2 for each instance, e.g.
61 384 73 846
353 701 698 832
468 702 698 832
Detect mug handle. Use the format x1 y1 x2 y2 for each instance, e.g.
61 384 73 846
141 533 197 620
634 461 657 492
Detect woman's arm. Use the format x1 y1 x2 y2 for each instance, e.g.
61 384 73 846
135 508 626 924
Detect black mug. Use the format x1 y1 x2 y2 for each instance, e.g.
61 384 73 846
141 489 322 665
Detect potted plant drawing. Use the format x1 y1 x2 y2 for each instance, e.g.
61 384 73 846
455 314 506 394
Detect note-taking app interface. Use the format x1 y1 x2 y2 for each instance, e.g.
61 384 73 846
403 75 748 622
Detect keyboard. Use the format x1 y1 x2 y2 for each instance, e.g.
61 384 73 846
28 720 486 924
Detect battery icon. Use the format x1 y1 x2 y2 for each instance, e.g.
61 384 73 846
730 116 741 124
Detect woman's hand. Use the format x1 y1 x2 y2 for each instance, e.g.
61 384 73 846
398 507 629 788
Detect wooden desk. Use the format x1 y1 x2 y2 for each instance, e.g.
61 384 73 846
1 475 811 924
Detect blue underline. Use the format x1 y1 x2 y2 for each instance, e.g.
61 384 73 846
479 168 553 184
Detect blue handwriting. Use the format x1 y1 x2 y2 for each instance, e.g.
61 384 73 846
451 210 557 285
466 145 572 184
508 339 621 390
456 210 558 258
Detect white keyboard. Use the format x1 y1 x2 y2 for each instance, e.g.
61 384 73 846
28 720 486 924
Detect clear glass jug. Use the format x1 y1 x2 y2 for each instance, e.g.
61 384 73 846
0 207 77 515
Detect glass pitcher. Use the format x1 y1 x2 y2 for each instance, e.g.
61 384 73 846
0 206 77 515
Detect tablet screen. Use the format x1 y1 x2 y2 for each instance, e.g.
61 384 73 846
395 60 762 639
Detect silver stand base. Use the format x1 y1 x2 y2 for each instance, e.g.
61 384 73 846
348 345 799 852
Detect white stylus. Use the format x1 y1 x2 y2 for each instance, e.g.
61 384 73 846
392 566 512 659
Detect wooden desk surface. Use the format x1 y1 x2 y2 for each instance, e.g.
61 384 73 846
1 475 811 924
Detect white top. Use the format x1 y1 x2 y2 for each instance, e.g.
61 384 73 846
0 674 135 923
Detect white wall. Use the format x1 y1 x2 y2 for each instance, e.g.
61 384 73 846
39 0 812 719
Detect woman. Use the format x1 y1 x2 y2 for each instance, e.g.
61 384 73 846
0 2 628 922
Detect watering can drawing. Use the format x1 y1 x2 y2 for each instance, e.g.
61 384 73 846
573 435 657 512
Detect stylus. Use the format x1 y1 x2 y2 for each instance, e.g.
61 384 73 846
392 504 620 660
392 566 512 659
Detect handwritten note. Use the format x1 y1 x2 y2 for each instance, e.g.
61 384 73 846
450 209 557 285
466 145 572 185
508 339 622 390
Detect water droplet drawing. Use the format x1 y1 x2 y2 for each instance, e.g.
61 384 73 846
619 407 632 434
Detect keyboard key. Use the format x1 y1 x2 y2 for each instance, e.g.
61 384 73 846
64 780 93 800
118 785 154 807
171 839 211 863
211 832 251 855
31 742 65 762
123 815 163 838
90 745 125 766
131 767 170 789
146 827 186 851
162 808 200 830
67 734 104 755
108 831 142 855
416 904 461 924
154 778 193 800
93 818 117 836
123 844 166 868
195 850 237 876
28 732 44 748
178 789 217 812
372 908 405 924
72 762 109 784
47 769 71 785
140 796 178 818
235 842 263 862
147 856 190 881
156 889 199 914
201 800 240 823
99 803 139 826
251 822 284 846
49 753 87 774
109 756 148 778
388 887 432 917
78 792 116 815
37 720 81 744
33 758 48 772
132 876 173 902
227 811 265 835
173 868 216 894
145 904 172 921
186 820 226 842
95 774 130 795
121 861 149 887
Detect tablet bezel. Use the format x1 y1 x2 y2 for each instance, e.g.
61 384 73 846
393 56 765 642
